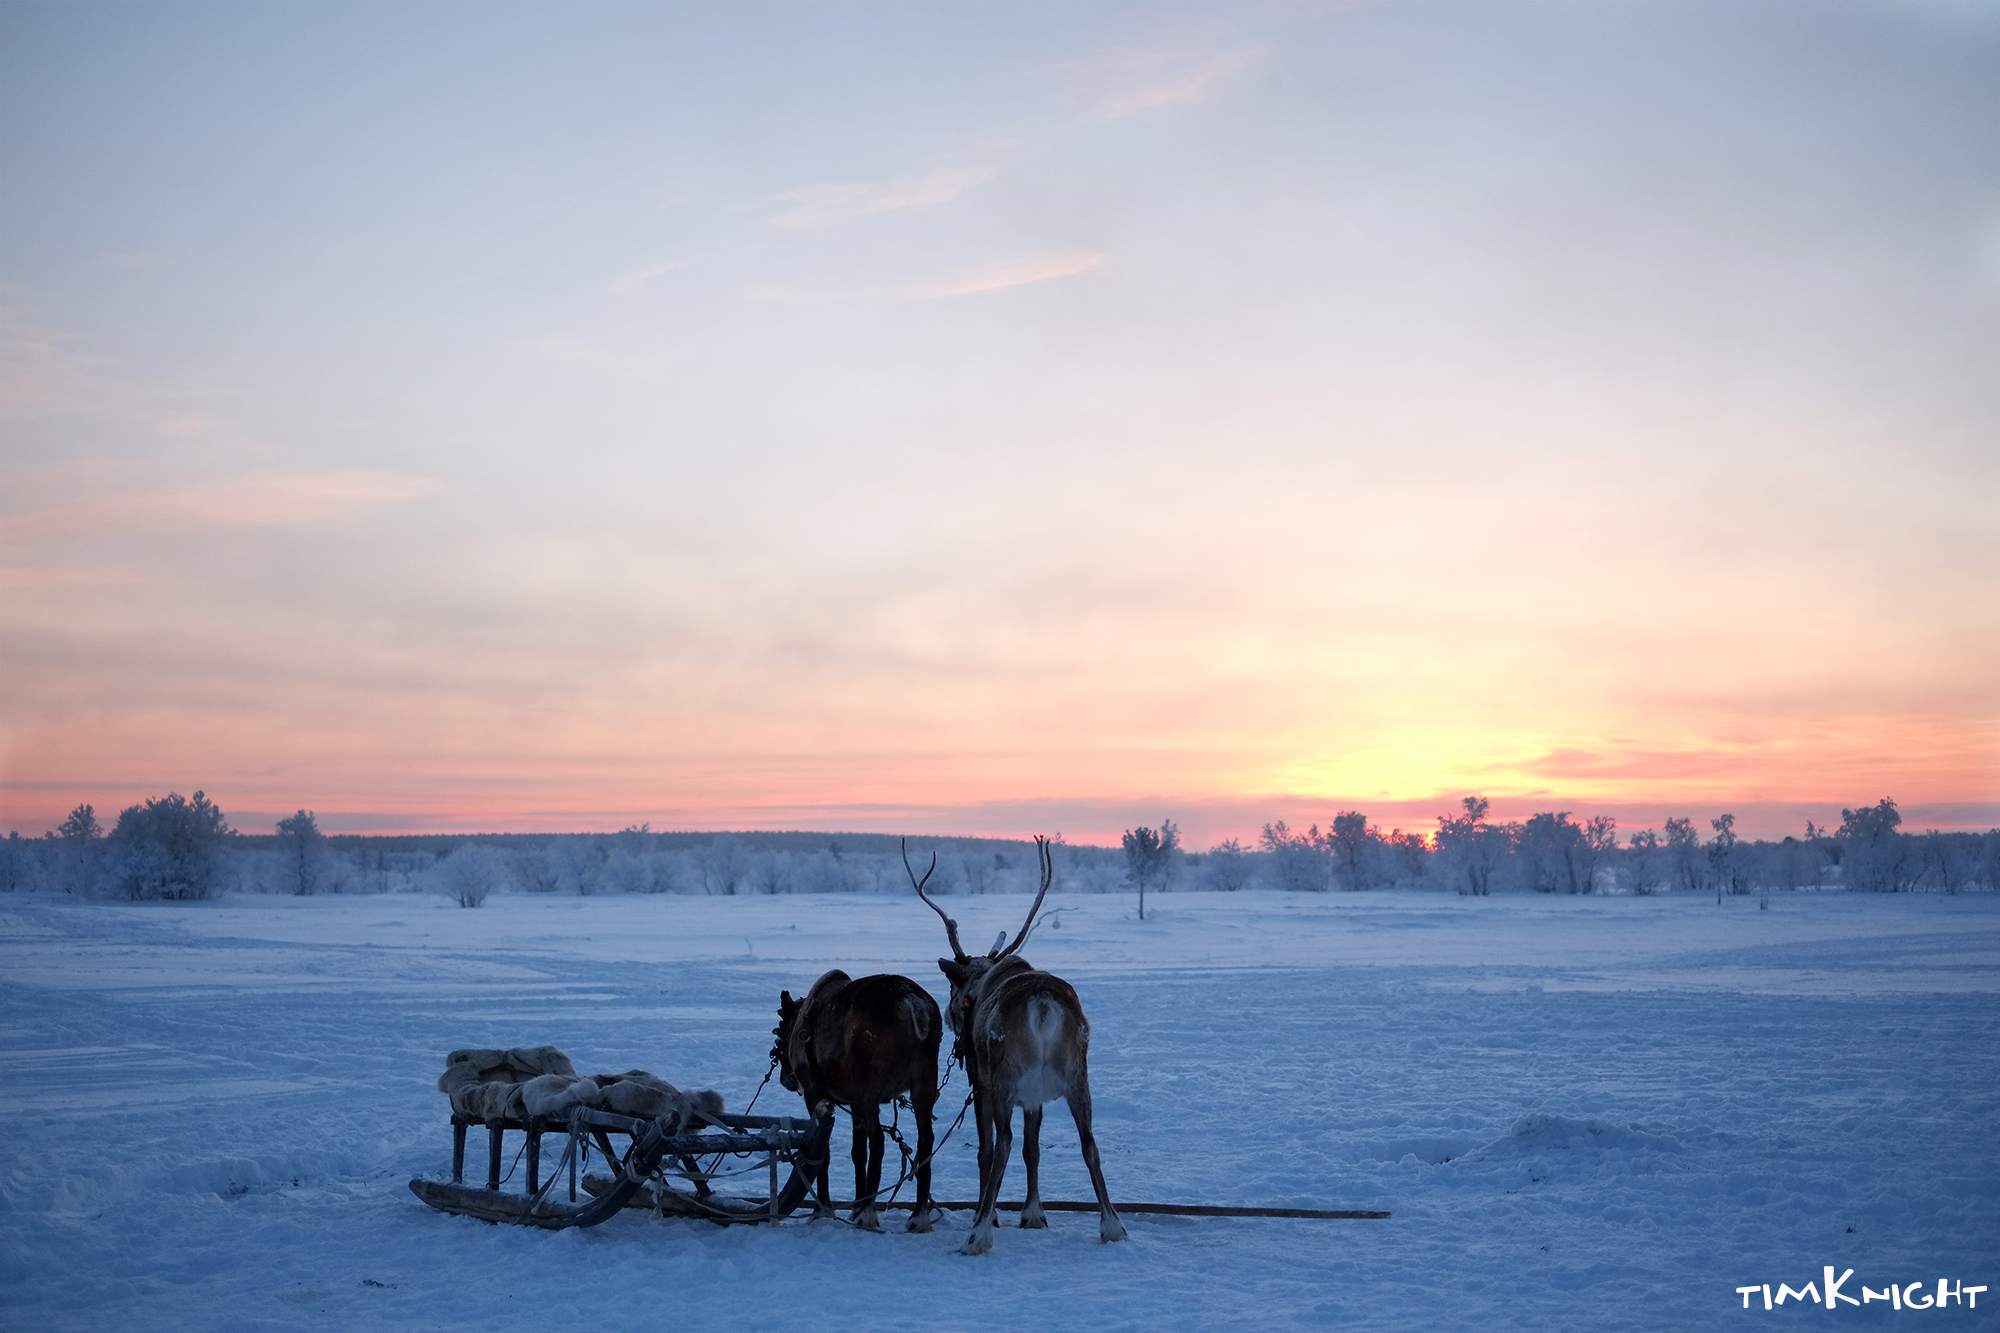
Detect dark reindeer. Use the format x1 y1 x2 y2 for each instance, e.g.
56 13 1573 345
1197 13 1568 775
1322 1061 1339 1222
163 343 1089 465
908 837 1127 1255
773 970 940 1232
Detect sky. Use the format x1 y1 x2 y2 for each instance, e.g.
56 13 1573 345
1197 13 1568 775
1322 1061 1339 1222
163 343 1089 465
2 0 1996 845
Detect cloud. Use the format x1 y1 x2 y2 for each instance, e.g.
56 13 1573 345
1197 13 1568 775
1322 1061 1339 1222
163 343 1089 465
745 252 1106 304
764 167 996 229
916 252 1107 297
1 471 446 542
1065 44 1258 120
1099 49 1255 117
608 260 679 296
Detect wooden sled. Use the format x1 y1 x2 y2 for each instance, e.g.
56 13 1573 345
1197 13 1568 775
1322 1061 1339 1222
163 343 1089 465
410 1102 836 1229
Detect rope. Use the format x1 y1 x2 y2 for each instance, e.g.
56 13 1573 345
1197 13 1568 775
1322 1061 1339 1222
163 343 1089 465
742 1056 779 1115
496 1134 530 1186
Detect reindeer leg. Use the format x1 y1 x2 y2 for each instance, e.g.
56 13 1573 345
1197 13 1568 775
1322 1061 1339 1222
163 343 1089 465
1019 1105 1047 1228
1066 1077 1126 1243
960 1089 1000 1255
810 1107 835 1218
908 1084 936 1233
851 1102 884 1232
964 1097 1011 1256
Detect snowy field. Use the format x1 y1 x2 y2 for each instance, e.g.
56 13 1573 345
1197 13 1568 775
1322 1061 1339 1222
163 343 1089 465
2 887 1997 1331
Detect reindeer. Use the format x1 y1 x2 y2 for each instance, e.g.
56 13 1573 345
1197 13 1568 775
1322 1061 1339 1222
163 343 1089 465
908 837 1127 1255
773 970 940 1232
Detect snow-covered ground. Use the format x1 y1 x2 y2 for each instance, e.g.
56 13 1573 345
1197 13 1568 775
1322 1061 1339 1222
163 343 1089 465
2 887 1996 1331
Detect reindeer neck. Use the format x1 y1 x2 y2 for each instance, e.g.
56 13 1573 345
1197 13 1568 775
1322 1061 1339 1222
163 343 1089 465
974 953 1036 999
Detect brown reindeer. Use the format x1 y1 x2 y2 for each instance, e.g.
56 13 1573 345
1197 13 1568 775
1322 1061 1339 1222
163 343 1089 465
773 970 940 1232
908 838 1127 1255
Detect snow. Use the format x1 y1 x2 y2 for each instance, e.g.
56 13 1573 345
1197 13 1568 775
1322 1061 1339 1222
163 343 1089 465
2 887 1996 1330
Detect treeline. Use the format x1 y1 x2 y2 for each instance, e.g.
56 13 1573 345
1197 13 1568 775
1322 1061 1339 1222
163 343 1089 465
1201 797 1998 896
4 791 1994 904
0 797 1128 903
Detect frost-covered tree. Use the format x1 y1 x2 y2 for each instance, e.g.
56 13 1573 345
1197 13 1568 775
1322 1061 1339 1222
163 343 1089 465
1626 828 1661 894
107 791 232 900
1122 819 1179 919
1435 797 1506 896
1917 831 1978 894
53 803 104 894
1664 817 1703 893
1839 798 1915 892
1326 811 1374 889
275 810 327 896
1516 813 1582 893
1707 813 1746 899
2 830 27 893
1577 816 1617 894
1380 830 1430 886
1259 820 1331 892
1774 834 1819 892
702 834 747 895
1201 838 1251 891
433 843 505 907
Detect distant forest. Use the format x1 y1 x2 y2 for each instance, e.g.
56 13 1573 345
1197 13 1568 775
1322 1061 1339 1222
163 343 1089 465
3 792 1994 903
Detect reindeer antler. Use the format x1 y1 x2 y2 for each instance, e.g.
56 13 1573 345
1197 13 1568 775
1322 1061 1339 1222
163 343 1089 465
997 836 1055 958
904 838 967 962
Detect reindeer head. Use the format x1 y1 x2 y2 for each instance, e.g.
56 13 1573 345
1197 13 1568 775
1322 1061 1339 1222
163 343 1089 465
772 990 803 1093
906 837 1055 1049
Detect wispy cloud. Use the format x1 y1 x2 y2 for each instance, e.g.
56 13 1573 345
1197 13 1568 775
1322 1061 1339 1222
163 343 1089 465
764 167 996 229
745 252 1106 305
916 252 1107 297
609 260 679 297
1 471 446 542
1057 42 1259 120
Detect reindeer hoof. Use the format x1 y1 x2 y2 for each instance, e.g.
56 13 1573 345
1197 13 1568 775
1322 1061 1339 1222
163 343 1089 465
959 1232 994 1256
852 1209 883 1233
906 1210 934 1234
1020 1205 1048 1229
1101 1221 1129 1243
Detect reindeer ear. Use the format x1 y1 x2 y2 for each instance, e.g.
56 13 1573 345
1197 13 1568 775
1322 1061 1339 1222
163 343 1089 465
779 991 797 1015
938 958 967 985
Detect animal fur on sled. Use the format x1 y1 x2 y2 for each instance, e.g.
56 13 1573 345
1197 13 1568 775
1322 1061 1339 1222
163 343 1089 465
437 1046 723 1128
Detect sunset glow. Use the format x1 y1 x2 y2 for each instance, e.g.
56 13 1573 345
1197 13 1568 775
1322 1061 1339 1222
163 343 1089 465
2 2 1995 845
